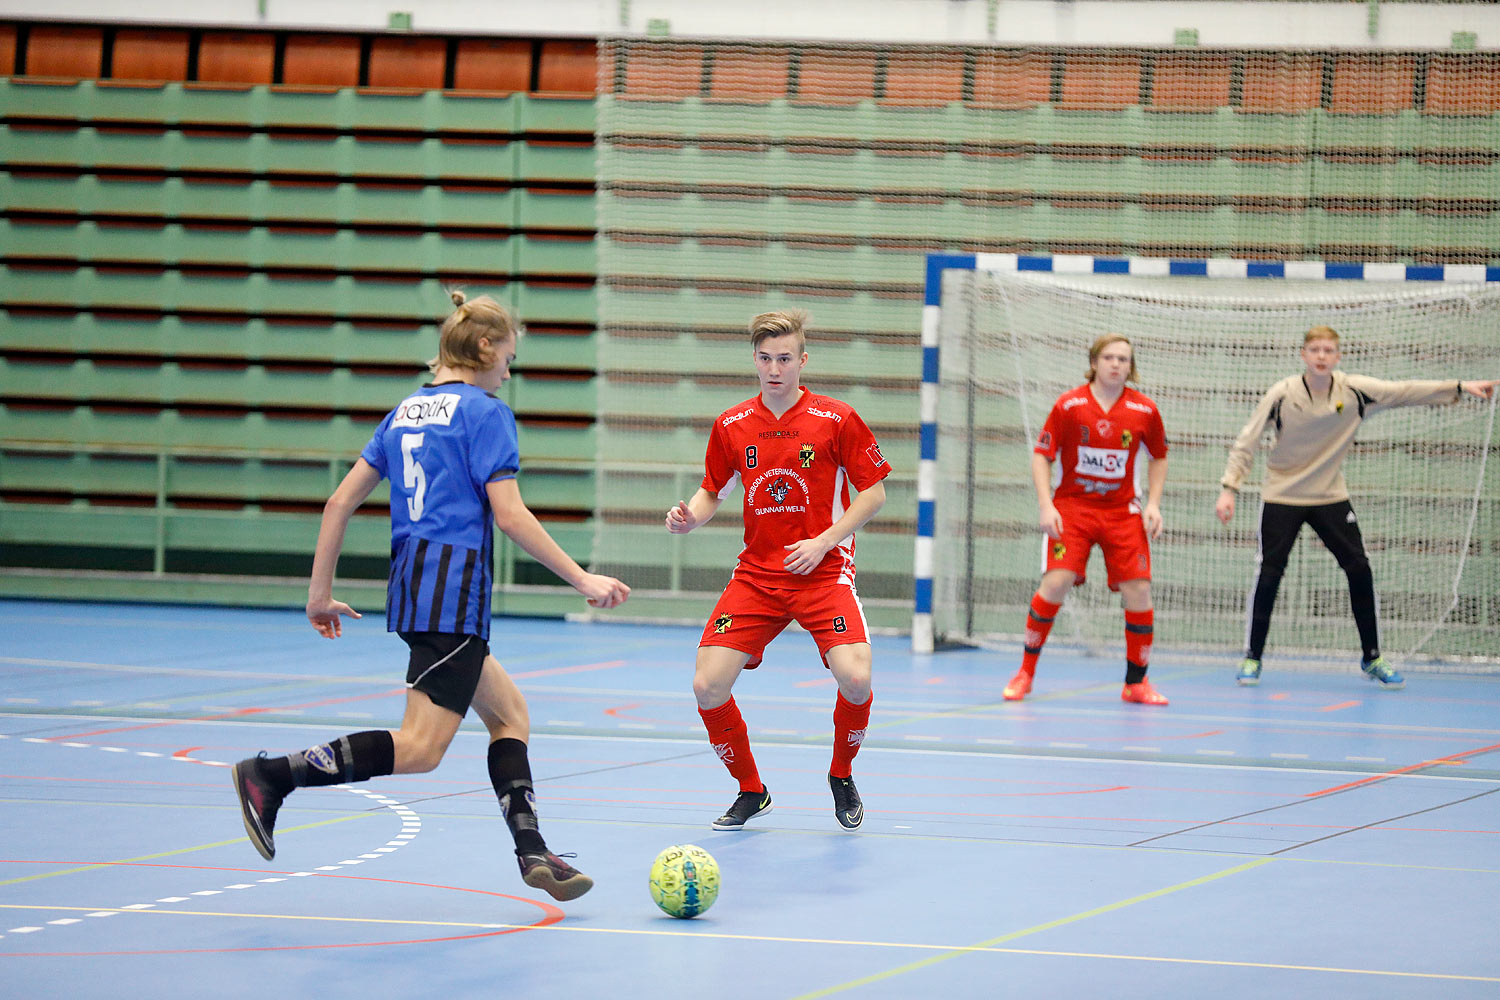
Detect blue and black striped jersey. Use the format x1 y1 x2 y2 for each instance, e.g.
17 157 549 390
361 382 520 638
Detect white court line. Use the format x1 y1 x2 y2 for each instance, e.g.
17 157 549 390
7 738 424 944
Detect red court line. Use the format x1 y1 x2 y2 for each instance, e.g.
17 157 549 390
1305 740 1500 797
48 688 408 742
1317 700 1361 712
508 659 627 680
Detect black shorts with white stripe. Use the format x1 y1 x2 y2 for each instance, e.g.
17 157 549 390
400 631 489 716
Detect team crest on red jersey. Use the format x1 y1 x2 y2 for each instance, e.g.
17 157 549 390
800 443 815 468
1052 542 1066 559
1121 429 1133 447
714 614 733 634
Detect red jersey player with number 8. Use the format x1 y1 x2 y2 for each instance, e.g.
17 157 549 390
666 309 891 832
1005 334 1171 706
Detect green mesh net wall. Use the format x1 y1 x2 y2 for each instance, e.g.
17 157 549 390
593 40 1500 624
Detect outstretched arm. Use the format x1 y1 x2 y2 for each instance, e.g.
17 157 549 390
308 459 383 638
1461 379 1498 401
488 478 630 609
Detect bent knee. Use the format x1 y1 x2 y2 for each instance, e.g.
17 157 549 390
692 672 732 709
391 736 447 774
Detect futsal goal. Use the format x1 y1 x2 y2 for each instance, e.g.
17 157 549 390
913 254 1500 667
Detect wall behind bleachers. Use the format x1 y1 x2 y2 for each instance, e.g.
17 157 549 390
0 23 602 611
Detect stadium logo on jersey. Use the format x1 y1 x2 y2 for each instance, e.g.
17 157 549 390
714 614 734 634
391 393 462 429
807 406 843 422
1052 542 1066 559
304 743 339 776
721 407 754 427
866 442 887 467
1121 429 1133 447
1076 446 1129 479
1124 400 1153 414
1062 396 1087 411
800 443 815 468
711 741 735 763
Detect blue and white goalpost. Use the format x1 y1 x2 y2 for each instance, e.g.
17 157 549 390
912 252 1499 664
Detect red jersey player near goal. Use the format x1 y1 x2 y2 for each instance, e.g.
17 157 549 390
1004 334 1171 706
666 309 891 831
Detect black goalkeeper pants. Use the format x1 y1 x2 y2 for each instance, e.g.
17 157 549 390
1247 500 1379 662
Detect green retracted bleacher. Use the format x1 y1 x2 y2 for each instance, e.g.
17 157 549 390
0 27 600 611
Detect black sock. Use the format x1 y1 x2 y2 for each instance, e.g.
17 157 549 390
1124 663 1148 685
275 731 395 791
488 737 547 854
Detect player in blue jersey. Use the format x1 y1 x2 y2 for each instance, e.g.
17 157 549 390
232 291 629 901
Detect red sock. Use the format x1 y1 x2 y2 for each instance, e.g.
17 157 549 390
829 691 871 779
1020 594 1062 677
698 697 761 792
1125 608 1154 684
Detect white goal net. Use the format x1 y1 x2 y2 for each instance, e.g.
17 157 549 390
929 263 1500 667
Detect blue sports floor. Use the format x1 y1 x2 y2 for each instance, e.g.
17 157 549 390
2 598 1498 998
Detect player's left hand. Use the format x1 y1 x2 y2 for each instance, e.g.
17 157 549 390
784 537 834 575
307 596 361 639
1142 504 1164 540
1463 379 1498 400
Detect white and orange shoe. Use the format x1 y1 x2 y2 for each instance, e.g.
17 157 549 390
1121 679 1168 705
1003 669 1033 701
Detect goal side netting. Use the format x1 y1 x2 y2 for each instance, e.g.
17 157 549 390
929 266 1499 667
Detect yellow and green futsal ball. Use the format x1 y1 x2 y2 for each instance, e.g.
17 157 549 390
648 844 720 918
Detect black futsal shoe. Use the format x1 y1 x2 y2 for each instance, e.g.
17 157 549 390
711 786 773 830
518 851 594 901
828 773 864 830
231 754 284 860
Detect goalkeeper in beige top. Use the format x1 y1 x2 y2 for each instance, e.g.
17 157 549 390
1215 325 1496 689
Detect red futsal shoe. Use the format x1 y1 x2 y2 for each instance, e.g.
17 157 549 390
1003 670 1033 701
1121 679 1169 706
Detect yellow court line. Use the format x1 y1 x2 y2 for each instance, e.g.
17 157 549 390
545 813 1500 875
790 857 1272 998
0 812 375 887
3 902 1495 984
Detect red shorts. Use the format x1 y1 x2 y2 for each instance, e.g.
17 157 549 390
699 576 870 669
1044 500 1151 591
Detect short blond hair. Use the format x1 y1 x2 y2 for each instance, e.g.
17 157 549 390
428 290 519 373
1085 334 1139 384
1304 325 1340 345
749 309 809 354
